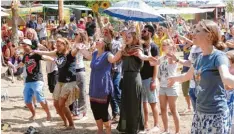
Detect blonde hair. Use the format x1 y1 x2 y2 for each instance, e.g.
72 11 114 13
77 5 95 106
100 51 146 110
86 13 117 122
162 39 176 52
25 28 38 40
56 37 71 54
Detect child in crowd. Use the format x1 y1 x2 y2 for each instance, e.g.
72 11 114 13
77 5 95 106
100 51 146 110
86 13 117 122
158 39 180 134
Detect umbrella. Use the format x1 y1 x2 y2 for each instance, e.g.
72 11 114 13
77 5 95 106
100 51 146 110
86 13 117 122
103 0 164 22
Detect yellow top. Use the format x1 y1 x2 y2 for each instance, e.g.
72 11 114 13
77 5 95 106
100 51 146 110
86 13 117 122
153 34 168 56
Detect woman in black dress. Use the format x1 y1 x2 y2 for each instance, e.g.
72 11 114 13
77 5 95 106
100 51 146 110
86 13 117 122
117 31 156 134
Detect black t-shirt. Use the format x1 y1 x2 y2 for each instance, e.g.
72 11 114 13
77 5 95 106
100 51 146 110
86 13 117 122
23 53 43 82
140 42 159 80
31 40 39 50
56 51 76 83
85 21 96 37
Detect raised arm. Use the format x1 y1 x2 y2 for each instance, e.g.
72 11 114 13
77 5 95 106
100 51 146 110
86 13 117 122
219 65 234 89
108 51 122 64
166 53 192 67
168 66 194 87
38 43 48 51
34 50 57 57
79 49 92 60
178 35 193 46
134 49 157 61
71 43 81 57
41 55 55 62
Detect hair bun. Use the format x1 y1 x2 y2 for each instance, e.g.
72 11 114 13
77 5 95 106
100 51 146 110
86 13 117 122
215 42 227 51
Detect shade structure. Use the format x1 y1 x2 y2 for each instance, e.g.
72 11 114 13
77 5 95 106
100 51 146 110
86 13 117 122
104 0 164 22
156 7 215 14
1 11 10 17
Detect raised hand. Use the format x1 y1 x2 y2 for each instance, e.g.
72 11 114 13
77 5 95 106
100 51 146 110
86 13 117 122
166 53 178 62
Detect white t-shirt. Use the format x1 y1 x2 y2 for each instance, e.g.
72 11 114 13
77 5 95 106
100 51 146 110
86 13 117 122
37 23 47 39
188 45 202 88
76 52 85 69
158 56 178 88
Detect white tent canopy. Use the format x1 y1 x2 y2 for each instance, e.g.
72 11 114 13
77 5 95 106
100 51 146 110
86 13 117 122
156 7 215 14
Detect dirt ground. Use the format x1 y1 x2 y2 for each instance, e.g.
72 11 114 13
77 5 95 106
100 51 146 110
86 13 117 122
1 59 193 134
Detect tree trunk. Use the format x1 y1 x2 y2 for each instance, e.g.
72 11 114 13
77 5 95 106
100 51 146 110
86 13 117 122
58 0 64 21
11 0 19 47
95 13 103 30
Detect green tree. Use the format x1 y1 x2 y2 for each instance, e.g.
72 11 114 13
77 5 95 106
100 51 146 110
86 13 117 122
226 0 234 13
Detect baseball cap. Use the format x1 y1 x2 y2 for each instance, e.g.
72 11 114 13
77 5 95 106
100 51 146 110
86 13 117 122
21 39 32 46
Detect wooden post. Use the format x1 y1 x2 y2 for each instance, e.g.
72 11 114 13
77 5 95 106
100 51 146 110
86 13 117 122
11 0 19 47
58 0 64 21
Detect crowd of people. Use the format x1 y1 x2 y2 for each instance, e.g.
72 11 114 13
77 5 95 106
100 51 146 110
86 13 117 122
1 13 234 134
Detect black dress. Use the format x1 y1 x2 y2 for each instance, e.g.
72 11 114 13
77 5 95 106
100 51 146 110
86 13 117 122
117 55 144 134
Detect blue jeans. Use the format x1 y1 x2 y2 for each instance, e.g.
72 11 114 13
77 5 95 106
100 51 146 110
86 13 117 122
189 88 197 111
110 72 122 116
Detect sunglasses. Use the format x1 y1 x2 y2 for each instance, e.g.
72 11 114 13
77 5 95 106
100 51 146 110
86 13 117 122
200 21 211 33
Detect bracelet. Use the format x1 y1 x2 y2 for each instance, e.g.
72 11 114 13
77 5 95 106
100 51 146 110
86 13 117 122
176 58 179 62
151 80 155 83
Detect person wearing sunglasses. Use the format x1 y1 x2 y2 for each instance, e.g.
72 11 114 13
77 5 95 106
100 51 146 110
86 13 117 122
168 20 234 133
140 25 160 133
69 30 89 120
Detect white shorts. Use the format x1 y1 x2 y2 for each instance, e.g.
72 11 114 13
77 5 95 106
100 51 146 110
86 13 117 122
159 87 179 96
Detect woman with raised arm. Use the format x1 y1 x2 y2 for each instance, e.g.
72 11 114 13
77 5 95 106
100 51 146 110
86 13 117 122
34 37 79 129
79 29 156 134
168 20 234 133
70 29 89 120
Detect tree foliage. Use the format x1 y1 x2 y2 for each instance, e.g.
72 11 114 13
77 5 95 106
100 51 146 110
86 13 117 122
226 0 234 13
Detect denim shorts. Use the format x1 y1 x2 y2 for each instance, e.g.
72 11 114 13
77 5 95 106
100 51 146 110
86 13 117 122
142 78 158 103
159 87 179 96
23 81 45 103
